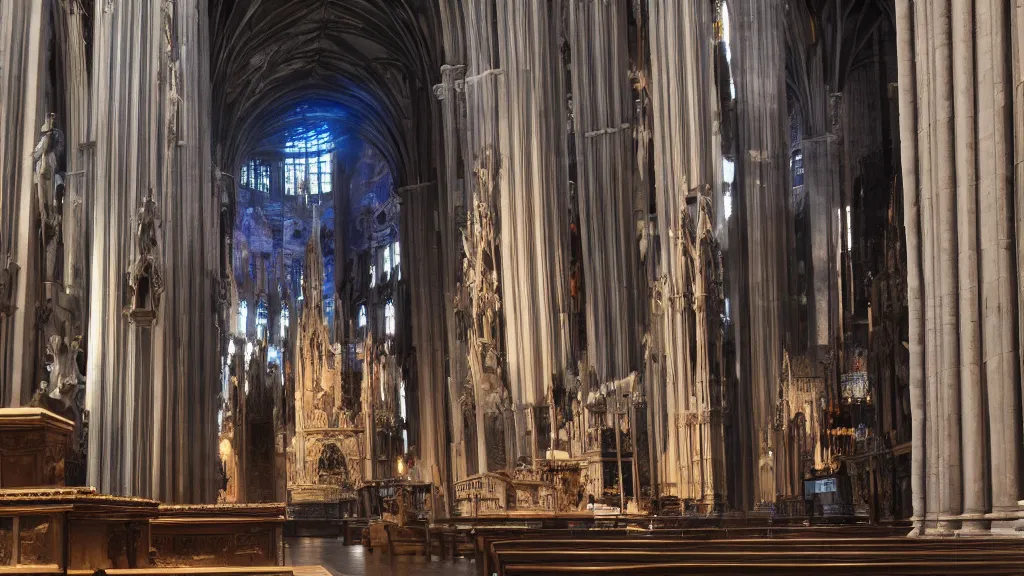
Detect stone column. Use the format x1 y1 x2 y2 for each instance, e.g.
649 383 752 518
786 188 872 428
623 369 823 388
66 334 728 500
494 0 571 419
460 0 505 472
731 0 789 508
895 0 1023 535
645 0 726 504
0 0 47 407
1015 0 1024 523
433 45 470 477
87 0 220 503
568 0 642 386
398 181 449 497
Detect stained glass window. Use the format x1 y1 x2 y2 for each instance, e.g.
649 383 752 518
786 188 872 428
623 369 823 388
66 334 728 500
385 300 396 335
240 158 271 193
284 124 333 196
238 300 248 335
393 242 401 280
255 301 268 340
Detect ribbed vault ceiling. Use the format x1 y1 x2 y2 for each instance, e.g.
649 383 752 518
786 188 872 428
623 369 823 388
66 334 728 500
210 0 439 176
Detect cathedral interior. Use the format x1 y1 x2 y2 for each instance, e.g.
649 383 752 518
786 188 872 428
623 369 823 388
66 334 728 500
1 0 1024 574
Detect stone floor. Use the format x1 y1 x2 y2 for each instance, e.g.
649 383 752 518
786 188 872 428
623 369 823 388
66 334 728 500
284 537 477 576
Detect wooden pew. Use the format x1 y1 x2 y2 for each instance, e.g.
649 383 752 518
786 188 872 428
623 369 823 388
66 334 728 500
488 537 1024 576
469 526 909 575
502 559 1024 575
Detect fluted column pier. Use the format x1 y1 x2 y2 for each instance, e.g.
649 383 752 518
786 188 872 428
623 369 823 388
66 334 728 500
87 0 220 503
494 0 572 459
568 0 643 388
731 0 790 509
646 0 726 502
895 0 1024 536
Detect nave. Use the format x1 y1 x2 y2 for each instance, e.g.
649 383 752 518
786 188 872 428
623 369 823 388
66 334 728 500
1 0 1023 574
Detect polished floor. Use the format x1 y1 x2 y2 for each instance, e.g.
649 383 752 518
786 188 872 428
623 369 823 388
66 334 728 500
284 536 477 576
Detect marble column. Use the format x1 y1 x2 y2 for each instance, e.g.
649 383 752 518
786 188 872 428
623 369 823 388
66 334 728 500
895 0 1023 536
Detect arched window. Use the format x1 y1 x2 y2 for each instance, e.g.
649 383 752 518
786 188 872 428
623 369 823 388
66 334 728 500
284 124 333 196
255 301 268 340
237 300 248 335
383 242 401 281
357 304 367 328
720 1 736 99
393 242 401 280
385 300 396 335
722 159 735 220
791 149 805 187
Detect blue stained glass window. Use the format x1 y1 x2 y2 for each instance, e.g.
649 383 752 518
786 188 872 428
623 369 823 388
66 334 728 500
284 124 333 196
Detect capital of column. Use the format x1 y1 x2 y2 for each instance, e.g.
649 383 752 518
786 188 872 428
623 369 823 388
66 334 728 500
434 64 467 101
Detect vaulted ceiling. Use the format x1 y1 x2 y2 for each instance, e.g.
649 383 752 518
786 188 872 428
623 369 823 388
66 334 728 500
209 0 441 178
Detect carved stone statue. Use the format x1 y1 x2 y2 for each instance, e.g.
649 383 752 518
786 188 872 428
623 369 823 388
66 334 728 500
33 114 58 223
45 334 84 419
125 189 164 323
33 113 62 282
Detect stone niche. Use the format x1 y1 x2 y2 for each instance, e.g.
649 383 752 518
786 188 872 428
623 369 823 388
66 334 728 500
0 408 73 488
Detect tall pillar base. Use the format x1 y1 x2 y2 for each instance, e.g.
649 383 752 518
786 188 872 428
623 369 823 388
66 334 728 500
906 518 924 537
955 513 989 536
